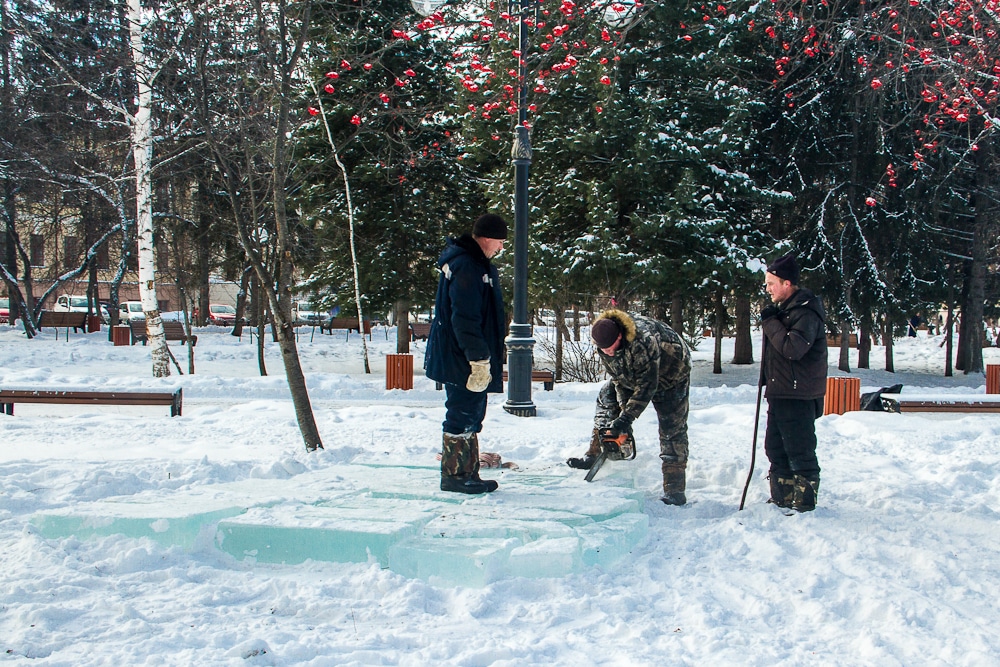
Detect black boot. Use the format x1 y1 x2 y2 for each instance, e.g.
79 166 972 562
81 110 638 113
440 432 494 494
767 474 795 508
660 462 687 506
467 433 498 492
791 474 820 512
567 428 602 469
440 474 493 494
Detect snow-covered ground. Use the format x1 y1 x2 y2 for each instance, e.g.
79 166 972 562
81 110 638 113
1 322 999 666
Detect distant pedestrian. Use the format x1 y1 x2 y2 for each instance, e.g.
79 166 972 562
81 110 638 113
760 254 827 512
424 214 508 495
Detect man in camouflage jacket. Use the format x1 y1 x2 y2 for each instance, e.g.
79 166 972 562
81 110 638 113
567 309 692 505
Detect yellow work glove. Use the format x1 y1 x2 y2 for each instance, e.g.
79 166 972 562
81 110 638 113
466 359 492 392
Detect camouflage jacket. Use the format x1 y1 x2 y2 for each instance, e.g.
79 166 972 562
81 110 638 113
596 309 691 422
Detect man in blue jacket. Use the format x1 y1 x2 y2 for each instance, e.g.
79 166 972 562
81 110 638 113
424 214 508 494
760 254 828 512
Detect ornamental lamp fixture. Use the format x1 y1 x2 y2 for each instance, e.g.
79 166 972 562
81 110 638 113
602 0 641 29
410 0 447 17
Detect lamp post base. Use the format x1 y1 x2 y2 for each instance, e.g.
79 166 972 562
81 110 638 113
502 402 537 417
503 323 536 418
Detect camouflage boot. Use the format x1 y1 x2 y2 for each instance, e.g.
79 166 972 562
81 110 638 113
660 462 687 506
466 433 498 492
767 474 796 508
440 432 491 495
791 474 820 512
567 429 603 469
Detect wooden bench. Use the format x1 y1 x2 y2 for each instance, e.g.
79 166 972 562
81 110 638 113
38 311 88 340
502 369 556 391
409 322 432 341
130 320 198 346
320 317 372 340
880 394 1000 414
1 388 183 417
827 333 859 348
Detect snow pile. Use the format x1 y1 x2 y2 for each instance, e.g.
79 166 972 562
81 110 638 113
1 324 998 665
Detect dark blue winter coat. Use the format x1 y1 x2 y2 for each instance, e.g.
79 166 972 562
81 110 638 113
424 235 506 392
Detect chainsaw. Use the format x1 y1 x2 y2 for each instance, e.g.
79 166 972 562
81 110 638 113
584 427 636 482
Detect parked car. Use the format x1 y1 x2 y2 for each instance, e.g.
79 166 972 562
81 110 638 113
54 294 109 323
118 301 145 322
0 298 9 323
292 301 324 325
54 294 90 313
207 303 237 326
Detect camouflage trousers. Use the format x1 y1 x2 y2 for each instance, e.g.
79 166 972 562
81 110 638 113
441 432 480 478
594 380 690 465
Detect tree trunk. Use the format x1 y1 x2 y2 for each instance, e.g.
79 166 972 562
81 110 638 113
713 288 724 374
858 319 871 369
395 299 411 354
839 322 851 373
732 294 753 364
127 0 169 377
963 139 991 374
956 261 971 372
945 289 954 377
232 264 250 338
252 272 267 376
554 307 565 382
670 291 684 338
883 315 894 373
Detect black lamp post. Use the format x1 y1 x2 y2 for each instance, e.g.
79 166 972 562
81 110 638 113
502 0 537 417
412 0 641 418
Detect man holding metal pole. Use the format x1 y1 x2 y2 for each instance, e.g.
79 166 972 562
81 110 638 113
759 254 828 512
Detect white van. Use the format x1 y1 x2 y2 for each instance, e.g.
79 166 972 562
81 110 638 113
292 301 323 325
119 301 145 322
54 295 89 313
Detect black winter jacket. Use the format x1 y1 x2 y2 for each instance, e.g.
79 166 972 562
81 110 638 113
423 235 506 392
761 287 828 400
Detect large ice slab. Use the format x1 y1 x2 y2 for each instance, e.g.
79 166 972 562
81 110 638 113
31 464 649 585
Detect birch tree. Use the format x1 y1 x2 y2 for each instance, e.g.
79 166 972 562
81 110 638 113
126 0 170 377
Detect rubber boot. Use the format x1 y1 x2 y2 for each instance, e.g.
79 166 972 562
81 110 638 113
467 433 498 492
660 462 687 506
791 474 820 512
440 432 491 495
567 429 602 469
767 474 795 508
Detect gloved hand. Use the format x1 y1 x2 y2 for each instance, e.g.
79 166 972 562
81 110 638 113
760 305 780 321
466 359 492 392
607 415 633 439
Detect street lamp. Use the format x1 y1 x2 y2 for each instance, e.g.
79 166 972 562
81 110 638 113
501 0 537 417
412 0 642 418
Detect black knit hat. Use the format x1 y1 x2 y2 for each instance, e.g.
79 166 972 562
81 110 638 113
767 253 800 284
591 318 622 348
472 214 508 240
